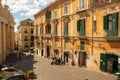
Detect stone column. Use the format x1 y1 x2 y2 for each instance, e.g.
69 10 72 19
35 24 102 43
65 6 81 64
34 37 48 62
43 41 46 58
3 23 6 62
0 21 2 63
6 24 9 56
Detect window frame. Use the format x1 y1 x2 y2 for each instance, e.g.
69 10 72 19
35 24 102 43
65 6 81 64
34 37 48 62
64 1 68 15
79 0 87 10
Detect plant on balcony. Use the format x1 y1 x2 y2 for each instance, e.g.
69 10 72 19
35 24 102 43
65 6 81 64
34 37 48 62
27 70 35 79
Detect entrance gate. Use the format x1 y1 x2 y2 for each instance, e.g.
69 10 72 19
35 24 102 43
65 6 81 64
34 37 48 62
100 53 119 73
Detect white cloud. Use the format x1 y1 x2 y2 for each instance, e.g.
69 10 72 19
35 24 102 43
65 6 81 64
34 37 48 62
25 8 40 16
20 13 25 16
2 0 55 16
15 19 18 23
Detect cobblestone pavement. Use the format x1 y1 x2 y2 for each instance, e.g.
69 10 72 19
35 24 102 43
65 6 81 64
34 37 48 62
4 53 118 80
34 55 118 80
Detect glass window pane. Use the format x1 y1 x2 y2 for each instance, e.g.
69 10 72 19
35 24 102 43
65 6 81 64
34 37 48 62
108 21 112 30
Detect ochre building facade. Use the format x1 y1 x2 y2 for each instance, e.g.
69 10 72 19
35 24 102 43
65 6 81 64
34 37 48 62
18 19 34 52
0 1 15 63
34 0 120 73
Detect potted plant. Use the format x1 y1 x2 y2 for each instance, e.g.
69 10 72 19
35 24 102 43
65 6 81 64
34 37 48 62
27 70 35 79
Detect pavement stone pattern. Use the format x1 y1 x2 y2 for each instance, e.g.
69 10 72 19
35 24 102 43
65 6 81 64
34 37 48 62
34 55 118 80
4 53 118 80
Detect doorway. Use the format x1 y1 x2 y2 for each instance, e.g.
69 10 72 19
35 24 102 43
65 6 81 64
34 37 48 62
41 49 43 56
100 53 118 73
64 52 69 64
106 54 118 73
78 51 87 67
46 46 50 58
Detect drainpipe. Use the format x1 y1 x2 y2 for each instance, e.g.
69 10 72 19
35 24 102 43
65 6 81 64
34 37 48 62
60 0 63 61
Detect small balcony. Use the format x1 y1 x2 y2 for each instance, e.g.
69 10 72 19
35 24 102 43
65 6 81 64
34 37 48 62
34 36 39 39
24 31 28 33
31 31 34 33
24 39 28 41
91 0 117 8
42 33 52 38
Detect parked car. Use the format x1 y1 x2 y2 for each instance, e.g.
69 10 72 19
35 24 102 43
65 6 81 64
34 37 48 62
1 67 18 72
0 64 6 71
6 73 27 80
1 67 23 75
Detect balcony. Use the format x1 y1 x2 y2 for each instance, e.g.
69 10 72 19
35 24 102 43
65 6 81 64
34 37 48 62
91 0 118 8
24 31 28 33
31 31 34 33
24 39 28 41
34 36 39 39
42 33 53 39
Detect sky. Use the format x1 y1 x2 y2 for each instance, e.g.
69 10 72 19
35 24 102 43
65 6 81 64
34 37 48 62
1 0 55 32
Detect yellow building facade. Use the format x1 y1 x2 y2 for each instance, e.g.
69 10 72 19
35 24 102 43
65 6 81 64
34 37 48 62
34 0 120 73
18 19 34 52
0 1 15 63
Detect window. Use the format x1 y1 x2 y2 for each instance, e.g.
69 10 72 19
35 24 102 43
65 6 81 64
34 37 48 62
54 24 57 36
25 42 28 48
93 14 97 32
64 41 68 50
40 27 43 35
31 42 34 47
64 22 68 36
36 27 38 36
64 1 68 15
80 41 84 50
54 7 57 18
47 26 51 34
46 11 51 20
24 28 27 33
31 36 34 41
79 0 87 10
24 36 28 41
94 21 97 32
77 19 85 36
103 13 118 36
31 28 34 33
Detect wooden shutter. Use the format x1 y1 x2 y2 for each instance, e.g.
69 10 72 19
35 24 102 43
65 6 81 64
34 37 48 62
103 15 108 30
48 26 51 34
54 24 57 35
77 20 80 31
80 41 84 50
80 19 85 36
118 56 120 73
112 12 118 36
100 53 107 72
64 22 68 36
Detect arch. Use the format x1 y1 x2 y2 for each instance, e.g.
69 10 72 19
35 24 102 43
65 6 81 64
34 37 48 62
45 24 51 34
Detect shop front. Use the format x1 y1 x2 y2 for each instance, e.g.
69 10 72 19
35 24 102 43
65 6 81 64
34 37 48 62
100 53 120 73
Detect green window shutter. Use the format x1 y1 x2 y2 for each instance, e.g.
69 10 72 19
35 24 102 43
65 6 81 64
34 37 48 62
54 24 57 35
64 22 68 36
48 26 51 34
77 20 80 31
100 53 107 72
80 41 84 50
79 19 85 36
66 22 68 36
103 15 108 30
118 56 120 73
112 12 118 36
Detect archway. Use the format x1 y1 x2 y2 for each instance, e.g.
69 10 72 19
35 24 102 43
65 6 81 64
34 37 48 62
45 24 51 34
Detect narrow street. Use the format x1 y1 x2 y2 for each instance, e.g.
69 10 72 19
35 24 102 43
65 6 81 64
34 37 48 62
34 55 118 80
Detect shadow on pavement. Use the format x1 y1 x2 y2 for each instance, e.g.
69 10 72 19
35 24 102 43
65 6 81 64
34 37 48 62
4 52 37 72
